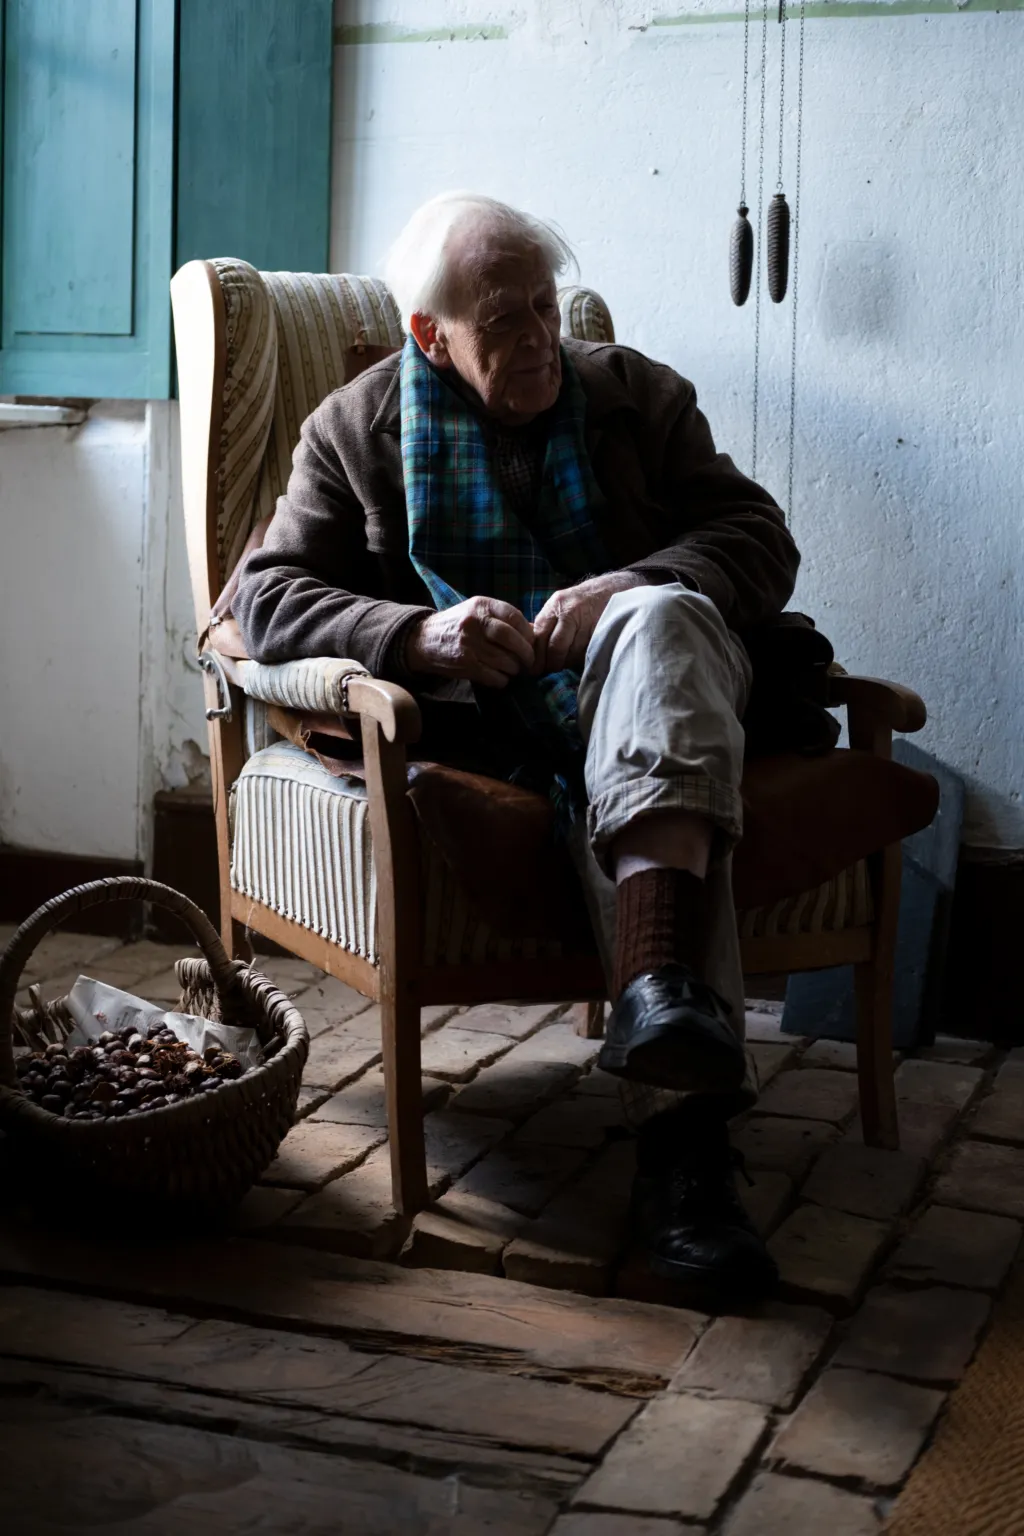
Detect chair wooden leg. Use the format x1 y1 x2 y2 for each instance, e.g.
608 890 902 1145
217 884 247 959
854 841 902 1151
205 687 246 961
846 704 902 1150
381 985 428 1214
572 1001 606 1039
854 958 900 1149
225 918 250 962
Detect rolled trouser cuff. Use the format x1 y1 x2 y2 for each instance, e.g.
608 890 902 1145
587 772 744 877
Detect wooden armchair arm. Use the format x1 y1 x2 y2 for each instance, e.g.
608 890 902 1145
214 651 423 747
344 675 422 747
827 674 927 735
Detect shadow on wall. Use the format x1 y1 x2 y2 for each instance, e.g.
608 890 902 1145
816 238 903 341
773 390 1019 852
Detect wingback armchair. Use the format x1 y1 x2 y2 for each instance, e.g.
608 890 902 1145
170 259 939 1215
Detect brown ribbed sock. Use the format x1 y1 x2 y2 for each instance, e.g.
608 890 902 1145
613 867 709 999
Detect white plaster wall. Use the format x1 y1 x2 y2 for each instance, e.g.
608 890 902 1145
0 407 147 859
331 0 1024 847
0 403 207 862
1 1 1020 862
139 404 212 809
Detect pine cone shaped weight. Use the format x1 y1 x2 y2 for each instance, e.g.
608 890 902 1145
767 193 790 303
729 206 753 307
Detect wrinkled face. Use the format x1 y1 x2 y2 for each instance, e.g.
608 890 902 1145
412 227 562 424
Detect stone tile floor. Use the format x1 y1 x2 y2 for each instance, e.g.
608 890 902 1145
4 923 1023 1531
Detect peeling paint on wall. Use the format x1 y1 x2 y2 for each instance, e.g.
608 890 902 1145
651 0 1024 23
334 22 509 44
331 0 1024 47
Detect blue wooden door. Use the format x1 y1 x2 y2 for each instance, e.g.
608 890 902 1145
7 0 137 337
0 0 175 397
0 1 332 399
175 0 333 275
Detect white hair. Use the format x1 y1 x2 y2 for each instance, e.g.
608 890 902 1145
382 192 576 331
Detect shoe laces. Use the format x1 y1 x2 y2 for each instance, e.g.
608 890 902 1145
665 1146 752 1223
643 968 732 1019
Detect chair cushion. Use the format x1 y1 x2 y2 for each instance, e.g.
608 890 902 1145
734 750 939 908
231 744 377 959
230 744 569 967
407 749 940 929
230 743 938 965
406 765 592 943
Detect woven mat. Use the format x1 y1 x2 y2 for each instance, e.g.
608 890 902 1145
886 1262 1024 1536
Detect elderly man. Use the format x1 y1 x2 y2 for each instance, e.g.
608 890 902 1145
235 192 802 1303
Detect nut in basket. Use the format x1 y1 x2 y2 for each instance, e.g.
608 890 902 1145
16 1016 246 1121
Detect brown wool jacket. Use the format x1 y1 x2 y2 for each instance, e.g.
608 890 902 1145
233 339 801 682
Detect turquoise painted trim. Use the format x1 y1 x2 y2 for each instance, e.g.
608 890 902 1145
333 22 509 44
136 0 175 399
329 0 1024 40
651 0 1024 23
0 0 175 399
176 0 333 275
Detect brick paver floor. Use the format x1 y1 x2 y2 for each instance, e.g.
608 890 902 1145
6 922 1022 1532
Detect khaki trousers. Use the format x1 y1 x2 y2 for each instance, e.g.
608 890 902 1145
566 583 759 1122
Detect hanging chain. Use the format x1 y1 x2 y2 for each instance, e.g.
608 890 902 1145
751 0 770 477
776 0 787 193
739 0 751 205
786 0 806 521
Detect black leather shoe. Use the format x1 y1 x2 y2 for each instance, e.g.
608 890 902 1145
633 1112 779 1303
599 963 746 1093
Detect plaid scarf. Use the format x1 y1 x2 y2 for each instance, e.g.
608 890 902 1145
401 336 609 773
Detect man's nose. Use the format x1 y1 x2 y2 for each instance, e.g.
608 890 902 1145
522 309 551 348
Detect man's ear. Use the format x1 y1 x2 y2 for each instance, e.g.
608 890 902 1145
409 312 452 368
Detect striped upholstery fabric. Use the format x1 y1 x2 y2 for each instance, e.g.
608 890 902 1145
230 745 565 967
231 745 872 967
739 862 872 939
211 262 404 585
558 286 615 343
238 656 368 716
213 260 279 583
231 746 377 961
252 271 404 530
419 834 565 968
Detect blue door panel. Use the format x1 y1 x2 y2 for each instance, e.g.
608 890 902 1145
0 0 174 397
4 0 138 338
175 0 332 274
0 0 332 399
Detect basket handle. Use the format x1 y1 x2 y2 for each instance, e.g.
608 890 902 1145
0 878 246 1086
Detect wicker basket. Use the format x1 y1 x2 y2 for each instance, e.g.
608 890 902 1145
0 878 309 1210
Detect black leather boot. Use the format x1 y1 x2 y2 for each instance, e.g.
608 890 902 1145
632 1100 778 1304
599 962 746 1094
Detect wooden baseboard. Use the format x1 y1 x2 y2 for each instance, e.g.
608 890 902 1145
0 846 144 936
150 788 221 943
742 971 789 1002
